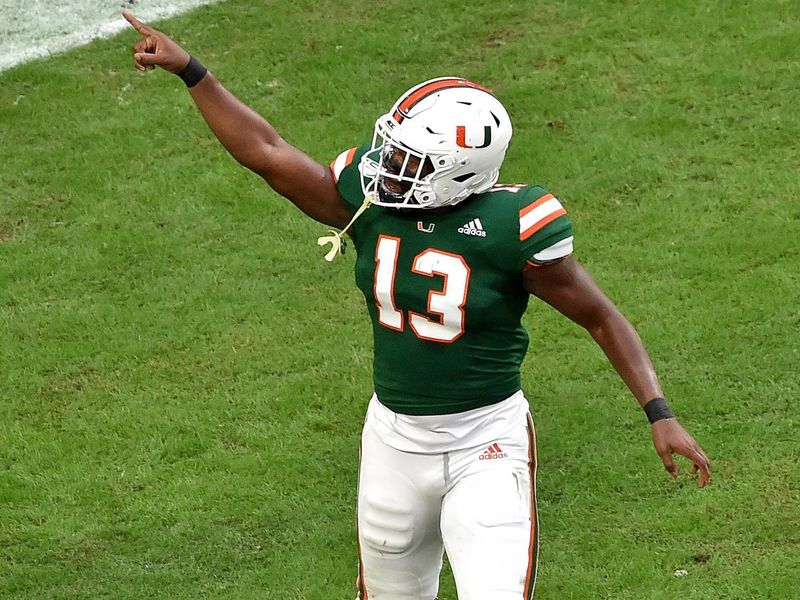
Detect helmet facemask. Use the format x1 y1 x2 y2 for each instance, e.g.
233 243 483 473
361 117 457 209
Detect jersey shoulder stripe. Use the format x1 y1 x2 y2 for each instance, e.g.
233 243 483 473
519 192 567 241
330 147 358 183
330 144 372 214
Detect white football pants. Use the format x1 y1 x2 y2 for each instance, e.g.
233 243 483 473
356 406 539 599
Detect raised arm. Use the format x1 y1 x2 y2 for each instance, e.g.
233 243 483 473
122 11 351 229
523 257 711 487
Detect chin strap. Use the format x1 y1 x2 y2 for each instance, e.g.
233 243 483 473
317 194 374 262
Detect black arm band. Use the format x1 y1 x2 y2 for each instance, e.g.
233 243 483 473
177 56 207 88
643 397 674 424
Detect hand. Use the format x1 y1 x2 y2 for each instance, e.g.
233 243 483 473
122 11 191 74
651 418 711 487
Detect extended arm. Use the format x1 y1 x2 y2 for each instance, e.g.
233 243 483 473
123 11 351 228
523 257 711 486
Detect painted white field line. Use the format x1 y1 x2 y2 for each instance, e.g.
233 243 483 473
0 0 225 73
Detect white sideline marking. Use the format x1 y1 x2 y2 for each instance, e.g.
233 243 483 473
0 0 224 73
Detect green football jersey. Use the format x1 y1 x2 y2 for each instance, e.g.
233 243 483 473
330 145 574 415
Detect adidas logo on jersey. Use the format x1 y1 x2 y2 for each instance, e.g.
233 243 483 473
479 442 508 460
458 218 487 237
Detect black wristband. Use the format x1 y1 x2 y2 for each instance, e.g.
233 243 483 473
177 56 207 88
643 397 674 424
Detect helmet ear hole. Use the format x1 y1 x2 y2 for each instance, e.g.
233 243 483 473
452 172 476 183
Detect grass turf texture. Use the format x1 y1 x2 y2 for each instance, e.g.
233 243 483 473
1 0 798 598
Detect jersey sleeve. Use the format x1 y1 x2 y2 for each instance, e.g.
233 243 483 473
518 186 574 266
329 144 371 214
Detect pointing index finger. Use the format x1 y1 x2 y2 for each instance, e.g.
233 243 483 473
122 10 151 35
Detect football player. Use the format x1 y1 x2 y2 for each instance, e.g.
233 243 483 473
124 12 711 600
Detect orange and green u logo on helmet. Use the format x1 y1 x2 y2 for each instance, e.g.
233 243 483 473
456 125 493 149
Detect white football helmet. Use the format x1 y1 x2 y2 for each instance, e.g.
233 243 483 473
360 77 513 209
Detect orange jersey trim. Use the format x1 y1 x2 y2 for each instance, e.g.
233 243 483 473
524 254 570 269
519 193 555 219
520 208 566 241
329 147 358 183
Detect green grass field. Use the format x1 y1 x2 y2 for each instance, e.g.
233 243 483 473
1 1 798 598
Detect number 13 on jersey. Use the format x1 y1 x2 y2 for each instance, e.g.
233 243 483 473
374 235 471 343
